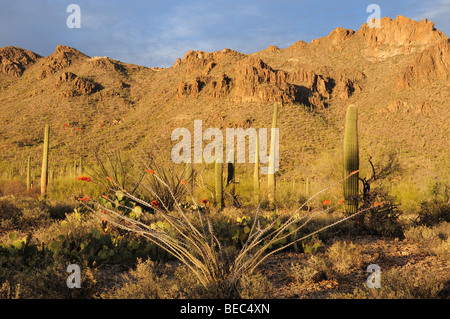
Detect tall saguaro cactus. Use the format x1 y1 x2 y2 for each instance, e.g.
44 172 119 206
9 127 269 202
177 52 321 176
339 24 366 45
254 135 260 202
215 159 223 210
268 102 278 208
343 105 359 214
41 124 50 197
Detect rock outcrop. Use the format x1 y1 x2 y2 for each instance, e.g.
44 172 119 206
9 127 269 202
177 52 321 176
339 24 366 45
358 16 446 48
54 71 100 96
378 99 434 115
38 45 88 79
175 52 363 108
0 47 40 77
396 39 450 89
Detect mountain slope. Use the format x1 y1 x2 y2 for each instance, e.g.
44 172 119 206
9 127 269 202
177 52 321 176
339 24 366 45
0 15 448 189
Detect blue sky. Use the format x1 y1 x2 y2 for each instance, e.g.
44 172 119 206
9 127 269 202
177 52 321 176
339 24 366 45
0 0 449 68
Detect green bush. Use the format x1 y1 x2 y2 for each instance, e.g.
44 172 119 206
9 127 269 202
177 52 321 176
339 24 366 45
415 199 450 226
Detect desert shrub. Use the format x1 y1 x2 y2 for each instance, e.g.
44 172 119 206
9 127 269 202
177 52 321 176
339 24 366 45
326 241 363 274
415 199 450 226
331 264 445 299
0 251 98 299
0 197 53 232
390 180 424 214
290 255 330 284
372 265 444 299
275 179 307 210
102 258 179 299
404 223 450 258
0 180 40 198
239 272 274 299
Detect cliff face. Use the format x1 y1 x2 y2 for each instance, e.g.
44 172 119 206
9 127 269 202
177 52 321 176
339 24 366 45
396 39 450 89
174 50 362 108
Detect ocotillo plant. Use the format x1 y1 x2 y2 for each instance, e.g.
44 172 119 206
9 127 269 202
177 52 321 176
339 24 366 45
254 134 260 202
215 159 223 210
41 124 50 197
343 104 359 214
26 156 31 192
268 102 278 208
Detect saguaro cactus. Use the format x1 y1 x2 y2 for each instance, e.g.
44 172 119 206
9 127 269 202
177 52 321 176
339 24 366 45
268 102 278 208
215 159 223 210
254 135 260 202
41 124 50 197
26 156 31 192
343 105 359 214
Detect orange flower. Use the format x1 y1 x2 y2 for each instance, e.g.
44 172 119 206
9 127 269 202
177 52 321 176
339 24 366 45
181 180 187 185
323 199 331 206
338 199 345 204
107 176 114 182
76 128 82 132
102 195 109 200
201 198 208 205
374 202 383 207
146 169 155 174
151 200 160 208
63 124 69 128
78 195 91 202
77 176 91 182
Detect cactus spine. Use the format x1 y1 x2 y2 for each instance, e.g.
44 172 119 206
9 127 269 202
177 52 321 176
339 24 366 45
254 134 260 202
215 159 223 210
268 102 278 208
41 124 50 197
26 156 31 192
343 105 359 214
